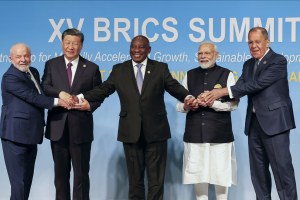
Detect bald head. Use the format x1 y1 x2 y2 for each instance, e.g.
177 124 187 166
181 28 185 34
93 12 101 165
10 43 31 72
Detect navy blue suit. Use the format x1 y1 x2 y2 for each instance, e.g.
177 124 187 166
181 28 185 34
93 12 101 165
0 65 54 200
231 48 297 200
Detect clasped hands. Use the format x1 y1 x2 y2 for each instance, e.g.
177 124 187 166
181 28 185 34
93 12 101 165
184 88 226 111
184 91 212 111
57 91 90 111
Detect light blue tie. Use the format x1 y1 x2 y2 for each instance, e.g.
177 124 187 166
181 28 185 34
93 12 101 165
136 63 143 93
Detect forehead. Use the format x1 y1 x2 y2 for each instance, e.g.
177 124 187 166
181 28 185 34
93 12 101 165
248 30 264 40
199 43 214 52
63 35 81 42
131 37 148 46
12 45 30 56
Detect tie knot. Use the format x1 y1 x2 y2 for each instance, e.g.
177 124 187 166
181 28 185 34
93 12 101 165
26 72 31 78
136 63 142 69
67 62 72 68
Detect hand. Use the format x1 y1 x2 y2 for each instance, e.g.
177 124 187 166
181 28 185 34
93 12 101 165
197 92 208 107
71 95 79 104
58 99 71 110
204 88 228 105
184 96 199 111
59 91 76 107
71 98 91 111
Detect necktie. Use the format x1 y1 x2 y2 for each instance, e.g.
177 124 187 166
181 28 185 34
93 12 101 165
67 62 72 86
253 59 259 78
26 71 41 94
136 63 143 93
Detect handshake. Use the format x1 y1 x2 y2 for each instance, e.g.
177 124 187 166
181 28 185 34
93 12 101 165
57 91 90 111
184 91 214 111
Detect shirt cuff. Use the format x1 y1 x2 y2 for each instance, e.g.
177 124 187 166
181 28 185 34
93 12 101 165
228 87 234 98
54 98 58 106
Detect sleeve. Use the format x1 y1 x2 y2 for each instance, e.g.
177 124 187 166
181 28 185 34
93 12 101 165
83 65 116 103
164 64 190 102
41 61 61 97
210 72 239 112
176 73 189 113
3 73 54 109
87 65 103 112
231 55 287 99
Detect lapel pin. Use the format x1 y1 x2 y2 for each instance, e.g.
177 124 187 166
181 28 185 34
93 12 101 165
83 64 86 68
147 71 150 74
263 61 267 64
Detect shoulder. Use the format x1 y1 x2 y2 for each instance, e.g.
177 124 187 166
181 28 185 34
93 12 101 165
112 60 132 70
187 66 200 74
269 50 286 63
79 56 99 69
46 55 64 65
214 64 231 73
148 59 167 67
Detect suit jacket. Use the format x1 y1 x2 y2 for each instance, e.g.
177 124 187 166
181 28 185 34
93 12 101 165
231 48 295 136
84 59 190 143
0 65 54 144
42 55 102 144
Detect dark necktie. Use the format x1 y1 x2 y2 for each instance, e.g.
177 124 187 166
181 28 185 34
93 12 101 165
67 62 72 86
26 71 41 94
136 63 143 93
253 59 259 78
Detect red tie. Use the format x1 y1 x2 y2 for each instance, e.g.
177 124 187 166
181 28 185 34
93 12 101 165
67 62 72 86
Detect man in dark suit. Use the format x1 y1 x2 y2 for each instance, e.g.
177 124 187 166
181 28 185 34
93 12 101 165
0 43 66 200
204 27 297 200
74 35 192 200
41 28 102 200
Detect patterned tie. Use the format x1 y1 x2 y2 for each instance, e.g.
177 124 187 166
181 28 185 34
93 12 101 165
67 62 72 86
136 63 143 93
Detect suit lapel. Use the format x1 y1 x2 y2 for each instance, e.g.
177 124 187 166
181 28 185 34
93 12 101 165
126 61 141 94
56 56 71 90
71 56 86 91
141 59 154 94
256 48 273 75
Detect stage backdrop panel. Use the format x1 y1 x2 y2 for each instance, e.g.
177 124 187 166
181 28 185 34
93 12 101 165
0 1 300 200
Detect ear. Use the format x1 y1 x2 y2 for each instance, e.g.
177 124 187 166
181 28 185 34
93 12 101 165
266 40 270 48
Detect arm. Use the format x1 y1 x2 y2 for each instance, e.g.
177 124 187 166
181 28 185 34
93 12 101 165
231 56 287 98
163 64 190 102
83 65 116 103
41 61 62 97
3 73 54 109
176 74 198 112
87 65 102 112
210 72 239 111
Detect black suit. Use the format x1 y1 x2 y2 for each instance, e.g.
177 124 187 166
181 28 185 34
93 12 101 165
231 49 297 200
42 55 102 200
84 59 189 200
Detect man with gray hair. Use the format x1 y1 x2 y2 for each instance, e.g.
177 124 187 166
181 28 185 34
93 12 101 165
177 41 238 200
0 43 67 200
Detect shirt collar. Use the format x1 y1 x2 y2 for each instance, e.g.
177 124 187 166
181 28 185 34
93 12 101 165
64 56 79 68
258 48 270 62
132 58 148 68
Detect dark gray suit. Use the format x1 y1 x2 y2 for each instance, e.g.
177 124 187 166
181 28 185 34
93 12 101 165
42 55 102 200
231 48 297 200
84 58 189 200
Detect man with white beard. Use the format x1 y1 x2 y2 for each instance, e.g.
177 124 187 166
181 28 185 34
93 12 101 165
177 41 238 200
0 43 67 200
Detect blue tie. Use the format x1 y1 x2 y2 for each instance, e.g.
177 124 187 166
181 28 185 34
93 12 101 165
136 63 143 93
